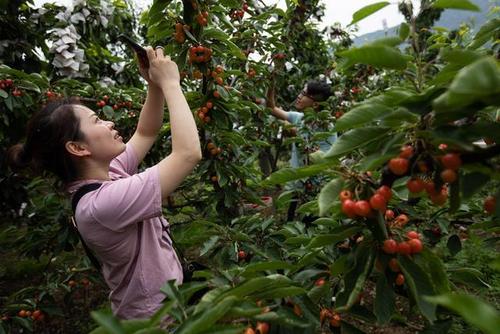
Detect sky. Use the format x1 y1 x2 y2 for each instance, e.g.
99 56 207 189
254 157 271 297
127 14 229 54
32 0 420 36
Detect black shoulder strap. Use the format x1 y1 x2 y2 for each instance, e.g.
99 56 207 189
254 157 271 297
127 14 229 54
71 183 103 271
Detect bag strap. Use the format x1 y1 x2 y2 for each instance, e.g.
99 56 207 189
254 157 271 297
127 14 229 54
71 183 103 271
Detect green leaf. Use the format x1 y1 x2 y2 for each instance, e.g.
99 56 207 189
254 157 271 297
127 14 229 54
240 261 293 276
102 105 114 119
262 161 336 186
349 2 390 26
335 104 393 131
0 89 7 98
177 296 238 334
324 127 391 158
318 178 344 216
90 310 125 334
202 28 230 41
374 274 395 324
433 0 480 11
448 267 492 289
307 225 363 249
339 45 412 70
424 294 500 334
461 172 490 199
416 249 451 294
469 18 500 49
399 256 437 322
399 22 410 40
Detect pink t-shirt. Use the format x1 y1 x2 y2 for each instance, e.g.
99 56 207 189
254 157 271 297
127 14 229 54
67 144 183 319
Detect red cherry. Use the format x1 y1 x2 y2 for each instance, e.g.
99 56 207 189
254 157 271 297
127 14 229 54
354 200 372 217
389 158 409 175
441 153 461 170
388 258 400 272
408 238 423 254
339 190 352 202
484 196 496 215
394 214 409 227
382 239 398 254
441 169 457 183
399 145 414 159
369 193 386 211
385 209 395 221
407 178 425 193
397 242 412 256
341 199 357 218
315 278 326 286
238 250 246 260
377 185 393 202
406 231 419 239
395 273 405 286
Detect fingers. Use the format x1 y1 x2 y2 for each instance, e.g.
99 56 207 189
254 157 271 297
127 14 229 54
146 46 156 60
155 46 164 58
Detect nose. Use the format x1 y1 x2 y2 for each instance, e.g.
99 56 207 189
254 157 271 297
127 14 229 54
106 120 115 129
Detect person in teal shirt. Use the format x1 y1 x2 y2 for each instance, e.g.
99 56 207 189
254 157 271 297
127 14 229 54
267 80 336 220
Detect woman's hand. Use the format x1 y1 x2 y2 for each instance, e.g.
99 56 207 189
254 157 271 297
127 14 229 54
138 47 154 85
146 47 180 89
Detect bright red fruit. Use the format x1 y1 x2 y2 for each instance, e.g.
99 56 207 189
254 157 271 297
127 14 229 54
441 153 461 170
395 273 405 286
388 258 400 272
441 169 457 183
399 145 414 159
354 200 372 217
408 238 423 254
484 196 496 215
406 231 419 239
382 239 398 254
389 158 409 175
369 194 386 211
341 199 357 218
398 242 412 256
339 190 352 202
385 209 395 221
377 185 392 202
407 178 424 193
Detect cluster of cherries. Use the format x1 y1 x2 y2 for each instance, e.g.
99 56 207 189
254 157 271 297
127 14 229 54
206 140 222 157
230 2 248 20
320 308 341 328
197 100 214 123
95 95 132 110
0 78 23 97
188 45 212 63
174 22 187 44
16 309 44 321
243 321 269 334
340 185 393 218
45 90 63 100
196 11 209 26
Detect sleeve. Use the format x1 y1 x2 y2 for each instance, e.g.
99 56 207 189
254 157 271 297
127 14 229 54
286 111 304 125
86 165 163 231
109 143 139 175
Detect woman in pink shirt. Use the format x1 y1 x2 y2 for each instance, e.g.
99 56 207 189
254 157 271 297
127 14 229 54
8 47 201 319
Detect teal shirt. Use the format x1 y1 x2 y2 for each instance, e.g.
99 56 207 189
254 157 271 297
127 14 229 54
286 111 337 168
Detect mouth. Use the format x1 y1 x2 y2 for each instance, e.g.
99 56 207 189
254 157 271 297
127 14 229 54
113 131 122 141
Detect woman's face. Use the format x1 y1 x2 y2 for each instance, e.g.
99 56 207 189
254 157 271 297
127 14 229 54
294 84 316 111
72 105 126 161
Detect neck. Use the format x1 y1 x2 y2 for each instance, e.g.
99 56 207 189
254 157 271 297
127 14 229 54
77 159 111 181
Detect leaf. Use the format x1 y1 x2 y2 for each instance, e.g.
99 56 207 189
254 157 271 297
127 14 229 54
399 256 437 322
262 161 336 186
448 267 492 289
176 296 238 334
0 89 7 98
335 104 393 131
307 225 363 249
90 310 125 334
447 235 462 256
240 261 293 276
339 45 412 70
461 172 490 199
202 28 230 41
349 2 390 26
433 0 480 11
318 178 344 216
399 22 410 40
469 18 500 49
424 294 500 334
374 274 395 324
416 249 451 294
324 127 391 158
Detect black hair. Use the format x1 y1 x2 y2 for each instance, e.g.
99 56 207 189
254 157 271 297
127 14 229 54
7 97 85 183
305 80 332 102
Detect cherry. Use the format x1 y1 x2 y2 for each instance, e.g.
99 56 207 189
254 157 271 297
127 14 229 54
399 145 414 159
441 153 461 170
341 199 357 218
408 238 423 254
369 193 386 211
388 258 400 272
238 250 246 260
484 196 496 215
354 200 372 217
441 169 457 183
406 231 419 239
339 189 352 202
382 239 398 254
389 158 409 175
407 178 425 193
397 242 412 256
385 209 395 221
315 277 326 286
377 185 392 202
329 313 341 327
395 273 405 286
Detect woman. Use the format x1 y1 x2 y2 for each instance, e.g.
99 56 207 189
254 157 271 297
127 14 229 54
8 46 202 319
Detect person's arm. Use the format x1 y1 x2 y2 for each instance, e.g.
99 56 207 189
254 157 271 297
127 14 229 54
147 48 202 200
266 81 289 121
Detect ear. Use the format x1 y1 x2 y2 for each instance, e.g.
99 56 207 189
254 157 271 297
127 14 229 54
313 101 320 109
65 141 91 157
